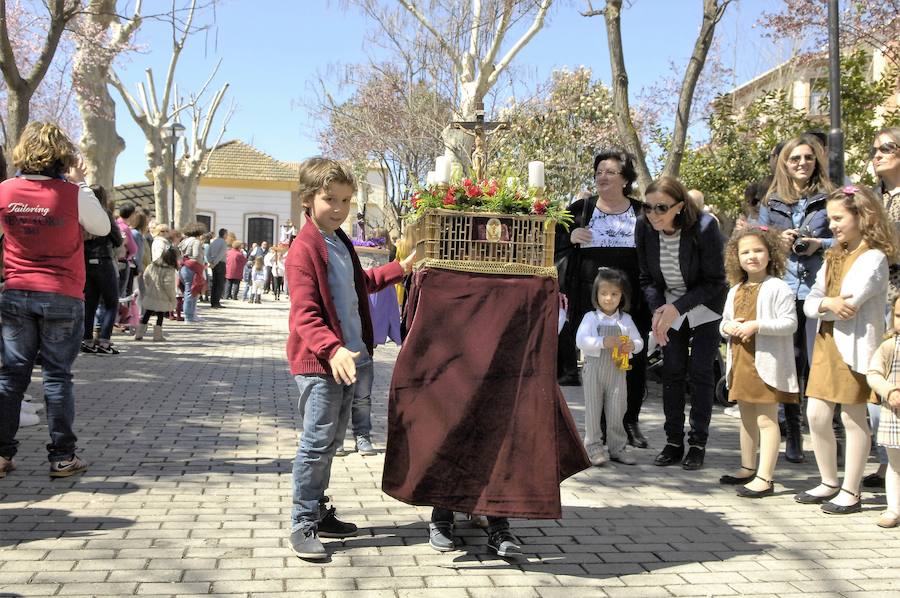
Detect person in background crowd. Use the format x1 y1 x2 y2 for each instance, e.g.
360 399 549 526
115 202 138 297
135 245 179 342
208 228 228 308
865 126 900 491
0 121 110 479
226 241 247 300
178 223 206 323
82 185 123 355
759 135 835 464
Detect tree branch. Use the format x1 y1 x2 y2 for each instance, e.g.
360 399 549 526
663 0 733 177
486 0 552 88
396 0 462 72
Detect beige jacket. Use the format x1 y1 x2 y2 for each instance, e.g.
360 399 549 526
141 263 177 312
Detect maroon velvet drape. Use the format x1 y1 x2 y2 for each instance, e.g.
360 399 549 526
382 268 590 519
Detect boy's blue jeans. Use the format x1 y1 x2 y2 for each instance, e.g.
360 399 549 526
0 290 84 461
349 359 374 438
291 360 372 530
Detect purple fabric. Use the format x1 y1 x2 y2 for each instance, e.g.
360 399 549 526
369 285 402 346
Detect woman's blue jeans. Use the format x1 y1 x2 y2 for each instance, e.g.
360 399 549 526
180 266 197 321
0 290 84 461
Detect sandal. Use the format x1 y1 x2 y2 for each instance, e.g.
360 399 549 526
821 488 862 514
794 482 839 504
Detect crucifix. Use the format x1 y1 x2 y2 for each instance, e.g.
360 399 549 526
451 101 508 181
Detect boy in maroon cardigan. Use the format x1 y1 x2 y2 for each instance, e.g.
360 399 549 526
285 157 415 560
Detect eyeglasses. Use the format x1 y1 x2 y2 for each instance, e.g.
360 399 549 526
870 142 900 159
787 154 816 165
641 200 682 215
595 170 622 177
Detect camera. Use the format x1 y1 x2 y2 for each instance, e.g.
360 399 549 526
792 226 813 254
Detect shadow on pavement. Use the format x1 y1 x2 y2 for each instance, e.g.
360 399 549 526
0 507 133 547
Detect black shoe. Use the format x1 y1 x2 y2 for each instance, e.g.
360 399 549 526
784 424 805 463
862 472 886 489
682 446 705 470
487 529 522 557
653 444 683 466
428 522 455 552
821 489 862 514
317 506 358 538
794 483 840 504
624 422 648 449
557 372 581 386
736 477 774 498
719 467 756 485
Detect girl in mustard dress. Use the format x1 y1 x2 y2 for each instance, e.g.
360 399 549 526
797 186 899 514
720 227 799 498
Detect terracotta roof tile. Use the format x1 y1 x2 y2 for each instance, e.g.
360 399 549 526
201 140 299 182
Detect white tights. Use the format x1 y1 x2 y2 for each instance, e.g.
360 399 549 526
807 398 870 505
887 447 900 515
738 402 780 486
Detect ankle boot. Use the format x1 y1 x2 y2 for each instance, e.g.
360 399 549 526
152 325 165 341
134 323 148 340
785 422 805 463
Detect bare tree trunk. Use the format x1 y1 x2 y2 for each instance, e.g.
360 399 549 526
0 0 80 176
602 0 652 192
662 0 732 178
591 0 732 192
74 0 143 189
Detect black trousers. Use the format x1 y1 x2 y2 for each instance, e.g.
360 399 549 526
660 319 720 447
226 279 241 300
210 262 226 306
84 259 120 342
431 507 508 531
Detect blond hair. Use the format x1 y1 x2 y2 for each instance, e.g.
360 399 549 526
825 185 900 263
766 135 834 205
231 240 243 250
724 226 788 286
12 121 78 176
297 157 357 207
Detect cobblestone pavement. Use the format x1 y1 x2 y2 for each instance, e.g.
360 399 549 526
1 298 899 598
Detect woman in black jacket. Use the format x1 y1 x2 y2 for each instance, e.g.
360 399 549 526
82 186 123 354
636 176 727 470
556 149 651 447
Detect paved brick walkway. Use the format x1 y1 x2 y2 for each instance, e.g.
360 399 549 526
1 298 898 597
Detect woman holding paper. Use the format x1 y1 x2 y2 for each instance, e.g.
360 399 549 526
556 149 652 449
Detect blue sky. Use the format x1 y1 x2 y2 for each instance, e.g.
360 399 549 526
112 0 791 184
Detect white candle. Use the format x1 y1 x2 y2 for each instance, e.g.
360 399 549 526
528 161 545 189
435 156 451 184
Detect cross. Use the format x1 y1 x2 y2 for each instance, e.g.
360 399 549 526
451 101 508 181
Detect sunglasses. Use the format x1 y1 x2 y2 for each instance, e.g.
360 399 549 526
641 200 682 215
787 153 816 165
870 142 900 159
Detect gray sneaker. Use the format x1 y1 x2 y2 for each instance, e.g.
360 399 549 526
334 444 350 457
290 527 327 560
355 435 377 456
487 529 522 557
428 522 455 552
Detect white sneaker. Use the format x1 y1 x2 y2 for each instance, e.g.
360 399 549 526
724 404 741 418
21 401 37 415
610 448 637 465
19 409 40 427
589 448 607 466
23 394 43 412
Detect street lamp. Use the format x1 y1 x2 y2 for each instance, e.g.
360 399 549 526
167 121 186 227
827 0 844 185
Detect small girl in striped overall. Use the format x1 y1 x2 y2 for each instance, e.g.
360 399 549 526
576 267 644 466
866 294 900 529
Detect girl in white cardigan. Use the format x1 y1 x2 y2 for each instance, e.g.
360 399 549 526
797 185 899 514
720 227 798 498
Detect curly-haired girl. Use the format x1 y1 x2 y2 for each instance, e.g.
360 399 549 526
797 185 900 514
720 226 799 498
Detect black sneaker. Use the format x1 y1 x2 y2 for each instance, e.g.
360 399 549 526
289 527 326 560
487 529 521 557
317 506 358 538
428 521 455 552
682 445 705 470
653 443 684 466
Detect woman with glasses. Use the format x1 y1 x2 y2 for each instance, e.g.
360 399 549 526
759 135 836 464
556 149 651 448
635 176 727 471
863 126 900 493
